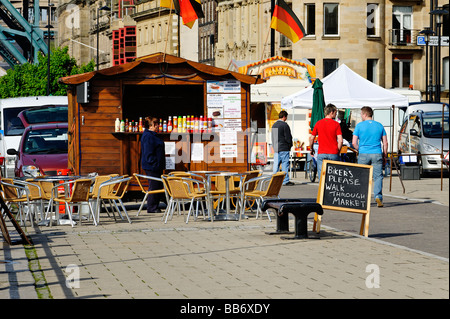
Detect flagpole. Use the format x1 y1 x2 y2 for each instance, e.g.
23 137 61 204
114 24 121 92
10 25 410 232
270 0 275 57
163 6 174 62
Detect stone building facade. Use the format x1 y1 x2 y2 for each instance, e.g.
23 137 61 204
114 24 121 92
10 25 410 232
215 0 449 101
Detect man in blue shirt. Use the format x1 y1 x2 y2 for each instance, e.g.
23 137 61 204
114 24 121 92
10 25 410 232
352 107 388 207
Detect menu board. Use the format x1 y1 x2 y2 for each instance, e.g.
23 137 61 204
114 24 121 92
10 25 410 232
207 80 242 159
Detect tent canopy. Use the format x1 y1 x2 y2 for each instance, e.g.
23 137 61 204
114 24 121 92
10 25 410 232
281 64 409 109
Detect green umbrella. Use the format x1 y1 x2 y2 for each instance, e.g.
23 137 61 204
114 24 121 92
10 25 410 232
310 78 325 130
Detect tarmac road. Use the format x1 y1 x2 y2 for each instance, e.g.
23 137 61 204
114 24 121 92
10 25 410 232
286 171 449 258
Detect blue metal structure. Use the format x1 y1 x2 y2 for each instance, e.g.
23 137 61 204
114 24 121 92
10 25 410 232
0 0 49 67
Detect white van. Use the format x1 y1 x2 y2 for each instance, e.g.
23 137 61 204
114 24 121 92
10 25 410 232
398 109 449 175
0 96 68 177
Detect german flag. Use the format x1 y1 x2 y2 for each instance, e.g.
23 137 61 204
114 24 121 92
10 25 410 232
270 0 305 43
160 0 204 29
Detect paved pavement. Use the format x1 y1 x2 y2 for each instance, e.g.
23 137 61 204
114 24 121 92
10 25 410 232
1 171 448 303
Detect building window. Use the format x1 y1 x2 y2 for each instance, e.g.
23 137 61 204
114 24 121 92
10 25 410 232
324 3 339 36
392 55 412 88
392 6 412 44
151 24 155 43
367 4 379 37
305 4 315 36
323 59 338 77
367 59 378 83
443 4 449 37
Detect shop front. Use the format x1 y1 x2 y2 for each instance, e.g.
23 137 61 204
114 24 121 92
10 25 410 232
59 53 264 191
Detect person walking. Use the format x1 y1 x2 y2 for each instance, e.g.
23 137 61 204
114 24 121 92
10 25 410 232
141 116 166 213
271 110 294 186
309 104 343 179
352 106 388 207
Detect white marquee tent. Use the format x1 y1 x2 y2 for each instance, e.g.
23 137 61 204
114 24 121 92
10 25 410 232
281 64 409 109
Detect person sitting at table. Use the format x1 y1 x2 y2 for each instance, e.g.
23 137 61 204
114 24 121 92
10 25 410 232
141 116 166 213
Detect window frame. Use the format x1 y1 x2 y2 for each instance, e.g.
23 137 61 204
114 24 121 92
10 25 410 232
323 3 339 37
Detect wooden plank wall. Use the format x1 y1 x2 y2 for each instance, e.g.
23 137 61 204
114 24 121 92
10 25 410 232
77 78 122 175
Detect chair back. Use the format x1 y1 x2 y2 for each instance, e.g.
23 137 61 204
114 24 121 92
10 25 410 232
166 177 191 200
113 178 130 199
25 179 42 199
69 179 93 202
133 173 147 193
242 170 262 191
161 175 173 197
170 171 203 193
0 178 19 200
37 180 55 200
92 174 118 198
214 175 239 192
262 172 286 197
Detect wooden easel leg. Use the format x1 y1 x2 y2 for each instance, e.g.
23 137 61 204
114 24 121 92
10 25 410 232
313 213 321 233
360 213 369 237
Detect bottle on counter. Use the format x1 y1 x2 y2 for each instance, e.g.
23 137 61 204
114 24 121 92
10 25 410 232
167 116 173 133
159 118 163 132
163 120 167 133
199 115 204 133
125 118 129 132
115 118 120 132
120 119 125 132
139 117 143 132
182 116 187 133
207 117 212 132
131 120 135 132
177 116 182 132
192 117 197 133
173 116 178 132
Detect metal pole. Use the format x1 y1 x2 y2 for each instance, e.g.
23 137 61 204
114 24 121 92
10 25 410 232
436 22 441 102
425 39 429 101
47 0 51 96
270 0 275 57
97 8 99 71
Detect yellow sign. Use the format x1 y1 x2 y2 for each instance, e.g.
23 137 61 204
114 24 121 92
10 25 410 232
262 66 299 79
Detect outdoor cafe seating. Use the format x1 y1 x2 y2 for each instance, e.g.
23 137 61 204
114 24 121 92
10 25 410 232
1 168 289 228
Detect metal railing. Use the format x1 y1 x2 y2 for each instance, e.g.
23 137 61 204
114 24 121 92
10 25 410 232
389 29 421 46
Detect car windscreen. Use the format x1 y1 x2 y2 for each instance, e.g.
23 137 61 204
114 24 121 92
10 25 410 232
23 127 68 154
422 114 449 138
21 106 68 125
3 107 26 136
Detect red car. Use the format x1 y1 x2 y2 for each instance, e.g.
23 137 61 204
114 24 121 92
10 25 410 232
7 123 68 177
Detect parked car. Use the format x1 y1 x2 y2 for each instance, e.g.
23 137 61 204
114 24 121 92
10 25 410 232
7 123 69 177
18 105 68 128
398 110 449 175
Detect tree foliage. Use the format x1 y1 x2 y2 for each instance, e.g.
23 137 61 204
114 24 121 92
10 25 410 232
0 46 94 98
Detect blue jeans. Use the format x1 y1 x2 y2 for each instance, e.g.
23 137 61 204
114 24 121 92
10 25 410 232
317 154 340 180
273 151 290 184
358 153 384 201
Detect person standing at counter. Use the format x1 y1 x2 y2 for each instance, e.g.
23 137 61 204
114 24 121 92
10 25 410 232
141 117 166 213
271 110 294 186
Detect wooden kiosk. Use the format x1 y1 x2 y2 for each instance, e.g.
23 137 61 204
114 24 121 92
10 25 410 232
59 53 264 193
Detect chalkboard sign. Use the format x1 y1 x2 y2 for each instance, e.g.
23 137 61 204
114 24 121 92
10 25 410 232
314 160 373 237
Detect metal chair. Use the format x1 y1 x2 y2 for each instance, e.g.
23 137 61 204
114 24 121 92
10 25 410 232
96 176 131 224
0 178 33 226
240 172 286 221
133 173 165 216
165 176 207 224
49 178 96 227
